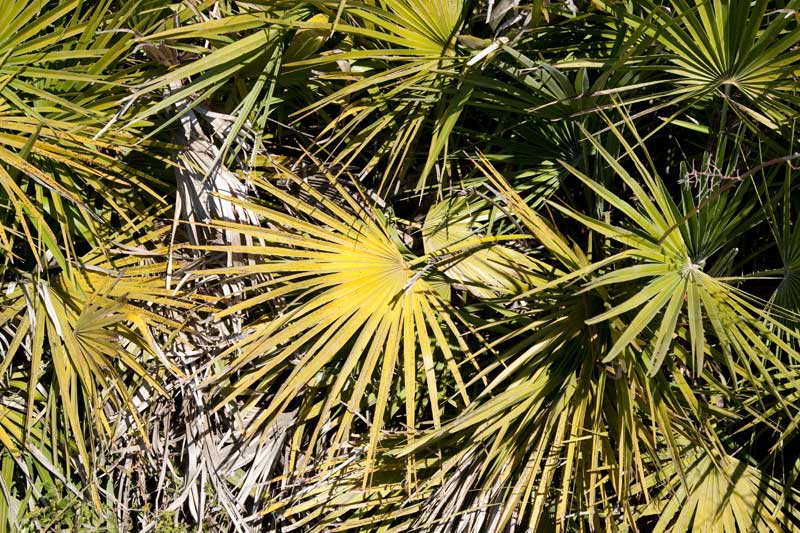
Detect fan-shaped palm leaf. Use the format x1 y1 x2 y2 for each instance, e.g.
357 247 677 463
602 0 800 128
197 160 498 479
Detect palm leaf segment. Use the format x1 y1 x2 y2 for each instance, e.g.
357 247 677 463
605 0 800 127
0 236 196 508
642 444 800 532
289 0 470 189
554 123 800 381
422 196 545 298
0 1 166 269
389 124 800 531
201 162 476 475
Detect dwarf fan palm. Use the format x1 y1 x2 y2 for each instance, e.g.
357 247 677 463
4 1 800 532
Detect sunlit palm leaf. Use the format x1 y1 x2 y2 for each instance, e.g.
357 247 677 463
638 444 800 532
601 0 800 127
0 0 170 272
0 226 198 510
198 161 477 479
551 120 800 381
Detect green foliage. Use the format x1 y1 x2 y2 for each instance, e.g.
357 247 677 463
3 0 800 531
154 512 191 533
18 493 118 533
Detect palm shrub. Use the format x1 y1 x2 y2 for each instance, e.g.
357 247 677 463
2 0 800 531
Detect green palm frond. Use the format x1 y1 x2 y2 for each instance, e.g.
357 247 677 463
639 444 800 532
197 161 487 478
285 0 472 191
0 1 170 271
602 0 800 128
375 125 800 530
0 226 199 510
4 1 800 530
552 120 800 379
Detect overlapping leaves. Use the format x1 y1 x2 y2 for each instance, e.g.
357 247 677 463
196 162 485 477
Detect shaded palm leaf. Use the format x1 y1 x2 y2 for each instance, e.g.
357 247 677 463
422 195 545 298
